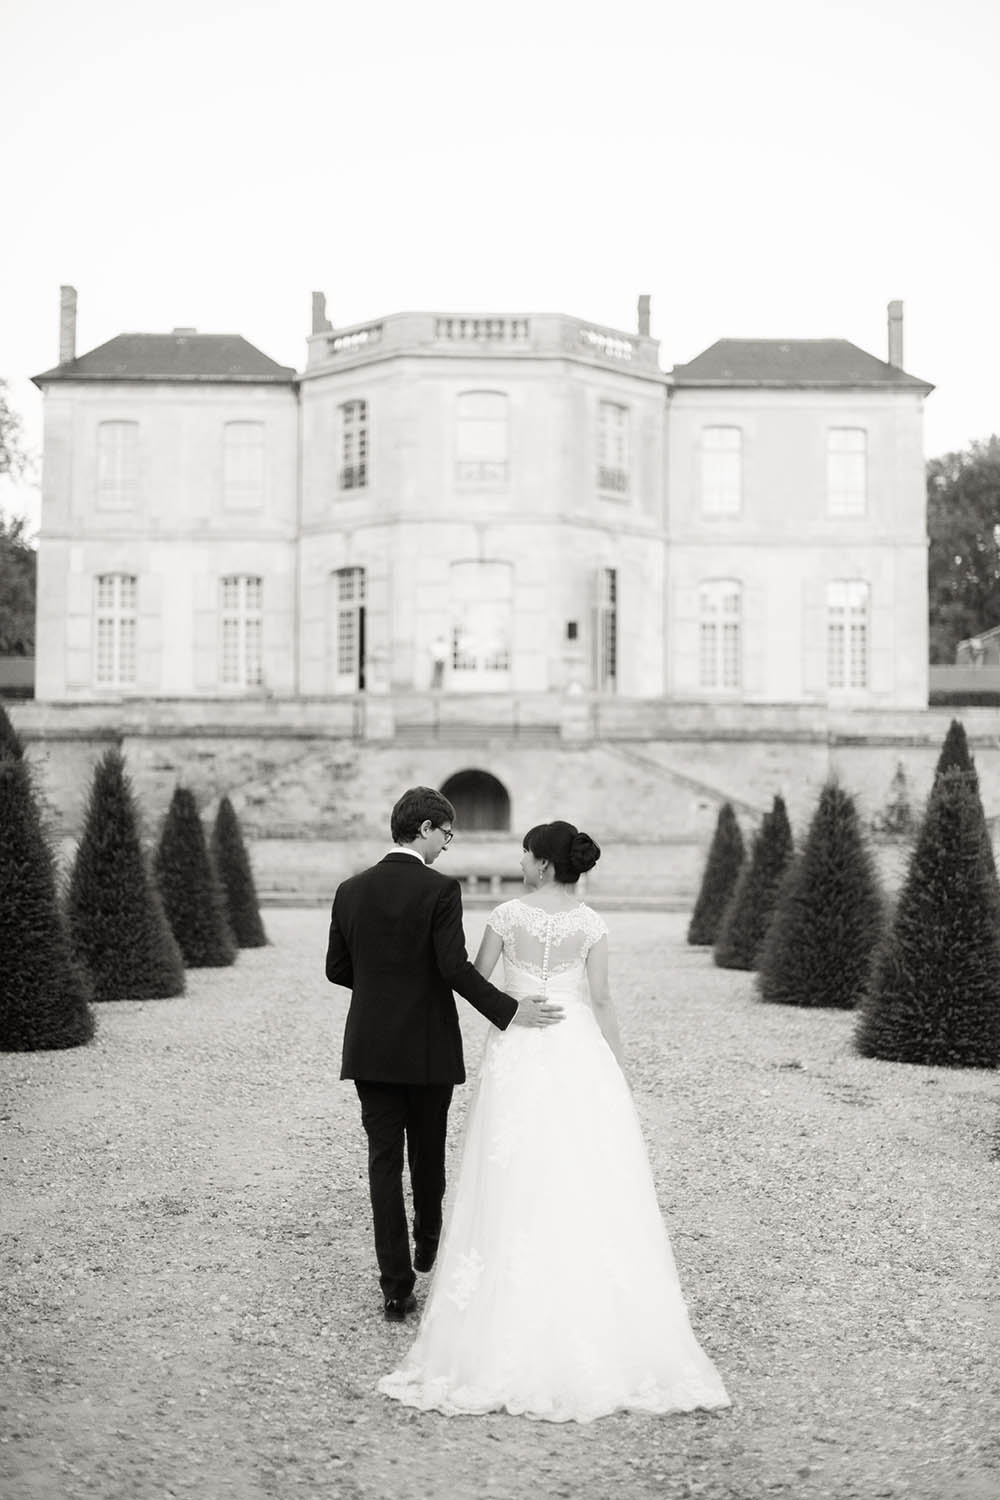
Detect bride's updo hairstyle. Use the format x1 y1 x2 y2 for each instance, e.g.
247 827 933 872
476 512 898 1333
522 820 601 886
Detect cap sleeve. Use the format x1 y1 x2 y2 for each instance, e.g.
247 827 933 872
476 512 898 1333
486 900 514 944
583 906 609 951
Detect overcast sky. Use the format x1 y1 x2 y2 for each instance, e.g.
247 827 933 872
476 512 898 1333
2 0 998 531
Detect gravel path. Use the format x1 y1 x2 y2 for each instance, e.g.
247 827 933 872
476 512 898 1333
2 909 997 1500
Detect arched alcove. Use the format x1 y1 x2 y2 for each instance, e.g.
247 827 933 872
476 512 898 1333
440 769 511 832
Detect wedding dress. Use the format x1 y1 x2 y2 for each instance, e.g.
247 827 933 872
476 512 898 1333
378 898 731 1422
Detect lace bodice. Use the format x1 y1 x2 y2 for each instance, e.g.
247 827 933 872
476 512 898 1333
486 898 608 984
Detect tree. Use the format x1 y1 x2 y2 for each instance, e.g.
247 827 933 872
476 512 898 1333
210 796 268 948
0 753 95 1051
856 769 1000 1067
0 379 30 481
0 513 36 656
869 762 914 839
154 787 237 967
65 749 186 1001
934 717 976 780
0 699 24 758
927 435 1000 663
687 803 744 946
758 783 884 1008
714 795 793 971
931 718 1000 903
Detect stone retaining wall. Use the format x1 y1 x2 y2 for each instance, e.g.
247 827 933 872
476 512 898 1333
8 696 999 903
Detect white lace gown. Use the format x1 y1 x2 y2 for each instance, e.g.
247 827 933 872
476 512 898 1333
377 898 731 1422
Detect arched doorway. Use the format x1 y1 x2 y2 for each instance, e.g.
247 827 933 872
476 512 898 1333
441 769 511 832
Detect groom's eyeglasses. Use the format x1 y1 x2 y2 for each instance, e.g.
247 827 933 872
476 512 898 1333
437 826 454 845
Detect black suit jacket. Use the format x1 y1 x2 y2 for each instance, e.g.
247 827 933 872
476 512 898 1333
326 853 519 1085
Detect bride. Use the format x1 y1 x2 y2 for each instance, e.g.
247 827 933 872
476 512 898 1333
378 820 731 1423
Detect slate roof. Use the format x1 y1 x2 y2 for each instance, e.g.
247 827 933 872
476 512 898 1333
33 333 296 386
671 339 933 391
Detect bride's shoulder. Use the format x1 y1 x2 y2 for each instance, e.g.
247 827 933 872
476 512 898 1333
580 903 610 939
486 898 520 933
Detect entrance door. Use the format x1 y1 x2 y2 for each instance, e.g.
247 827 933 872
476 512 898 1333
449 560 512 692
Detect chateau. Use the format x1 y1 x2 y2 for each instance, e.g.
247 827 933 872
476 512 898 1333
24 287 976 904
33 289 931 708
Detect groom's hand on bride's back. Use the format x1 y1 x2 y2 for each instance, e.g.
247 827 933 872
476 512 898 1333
511 996 565 1027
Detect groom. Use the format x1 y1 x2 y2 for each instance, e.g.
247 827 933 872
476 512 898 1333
326 786 563 1320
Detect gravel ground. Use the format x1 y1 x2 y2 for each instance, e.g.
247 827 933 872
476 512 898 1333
1 909 997 1500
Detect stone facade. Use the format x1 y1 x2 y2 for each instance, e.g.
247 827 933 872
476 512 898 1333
32 294 932 709
35 379 299 701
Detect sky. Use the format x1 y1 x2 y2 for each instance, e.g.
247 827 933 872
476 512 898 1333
2 0 998 532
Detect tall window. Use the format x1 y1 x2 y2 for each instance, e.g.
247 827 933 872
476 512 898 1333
220 575 263 688
97 421 139 509
598 402 629 495
596 567 618 690
827 428 867 516
334 567 366 690
456 392 508 483
450 562 512 680
827 580 869 690
339 400 368 490
95 574 137 686
698 581 742 690
223 421 265 508
700 427 742 516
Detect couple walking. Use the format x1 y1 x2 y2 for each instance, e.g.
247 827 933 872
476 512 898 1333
325 786 730 1423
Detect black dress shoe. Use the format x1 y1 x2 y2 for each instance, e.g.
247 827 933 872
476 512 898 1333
413 1242 438 1273
383 1293 417 1322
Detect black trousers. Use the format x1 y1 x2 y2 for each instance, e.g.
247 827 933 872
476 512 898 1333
354 1080 454 1300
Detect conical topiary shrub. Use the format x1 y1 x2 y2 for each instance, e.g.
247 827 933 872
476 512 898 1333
931 717 1000 906
688 803 745 946
714 794 793 971
855 768 1000 1067
65 749 186 1001
211 796 267 948
0 754 95 1050
757 783 884 1008
934 718 975 779
154 787 237 968
0 700 24 759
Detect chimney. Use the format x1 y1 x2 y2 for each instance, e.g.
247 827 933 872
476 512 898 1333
311 290 332 335
887 299 903 368
59 285 77 365
637 294 651 338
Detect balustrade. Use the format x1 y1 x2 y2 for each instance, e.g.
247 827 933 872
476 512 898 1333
435 317 530 342
579 327 635 361
327 324 383 356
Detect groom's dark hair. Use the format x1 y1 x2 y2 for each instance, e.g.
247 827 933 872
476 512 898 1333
391 786 456 844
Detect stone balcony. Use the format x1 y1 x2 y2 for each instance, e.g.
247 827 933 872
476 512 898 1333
303 311 664 377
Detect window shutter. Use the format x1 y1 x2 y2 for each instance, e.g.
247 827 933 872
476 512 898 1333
192 574 217 689
869 591 894 694
742 585 766 696
136 573 163 692
801 579 826 697
671 584 701 694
